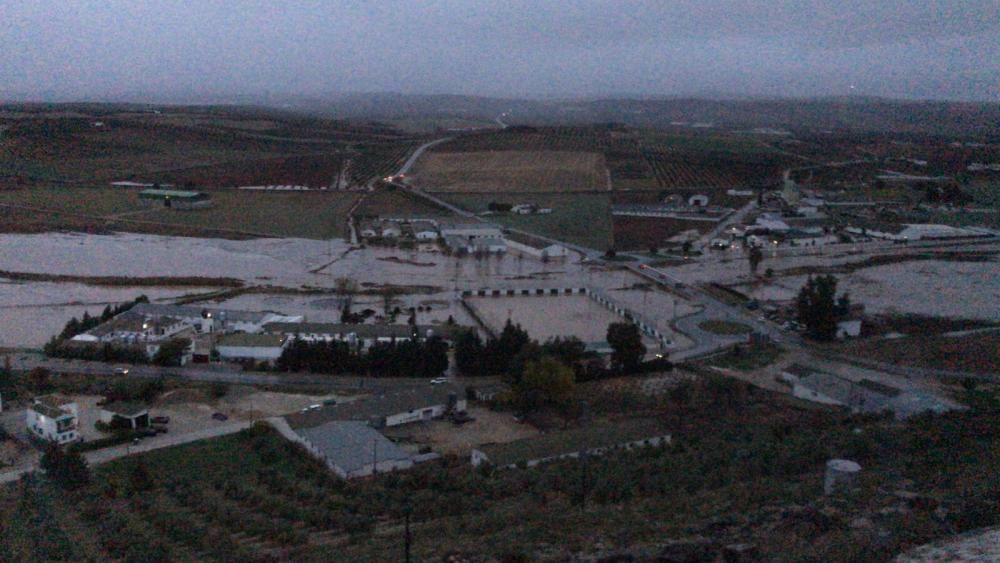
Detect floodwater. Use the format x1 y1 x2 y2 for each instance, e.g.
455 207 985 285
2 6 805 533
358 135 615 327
0 232 700 348
733 259 1000 321
0 281 217 347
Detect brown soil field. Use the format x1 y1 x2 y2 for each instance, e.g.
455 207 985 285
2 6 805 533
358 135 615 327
413 150 608 192
612 215 715 250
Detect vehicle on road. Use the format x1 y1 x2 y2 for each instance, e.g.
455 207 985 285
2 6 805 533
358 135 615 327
113 367 130 376
430 377 448 385
211 412 228 421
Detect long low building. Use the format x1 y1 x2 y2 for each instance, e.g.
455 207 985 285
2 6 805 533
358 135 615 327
287 384 467 430
263 322 463 350
295 421 414 478
215 333 289 362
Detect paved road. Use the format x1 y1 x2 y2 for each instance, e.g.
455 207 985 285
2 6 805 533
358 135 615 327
83 421 252 465
8 356 442 393
395 137 454 177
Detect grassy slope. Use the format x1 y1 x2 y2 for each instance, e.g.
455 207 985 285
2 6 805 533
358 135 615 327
1 381 996 562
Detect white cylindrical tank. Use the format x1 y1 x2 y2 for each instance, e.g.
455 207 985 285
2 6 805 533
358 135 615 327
824 459 862 495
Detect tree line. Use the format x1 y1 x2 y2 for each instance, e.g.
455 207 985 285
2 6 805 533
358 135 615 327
276 336 449 378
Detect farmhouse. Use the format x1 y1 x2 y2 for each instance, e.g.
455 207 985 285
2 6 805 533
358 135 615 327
26 395 80 444
71 310 190 344
69 309 194 361
287 384 467 430
215 333 288 362
130 303 302 334
294 421 414 479
99 402 150 430
138 189 211 210
408 220 439 240
470 418 670 469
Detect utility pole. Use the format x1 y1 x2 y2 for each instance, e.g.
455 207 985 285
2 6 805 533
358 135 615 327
372 438 377 477
403 504 413 563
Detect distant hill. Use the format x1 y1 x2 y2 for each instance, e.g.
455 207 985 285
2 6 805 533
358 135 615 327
290 93 1000 138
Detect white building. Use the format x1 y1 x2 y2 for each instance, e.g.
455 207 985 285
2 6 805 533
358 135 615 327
216 333 288 362
27 395 80 444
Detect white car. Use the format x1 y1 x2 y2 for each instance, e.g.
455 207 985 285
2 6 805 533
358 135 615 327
430 377 448 385
113 367 130 376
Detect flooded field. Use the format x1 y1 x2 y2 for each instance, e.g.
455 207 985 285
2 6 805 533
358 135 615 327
0 232 702 347
0 281 218 347
466 294 657 345
733 259 1000 321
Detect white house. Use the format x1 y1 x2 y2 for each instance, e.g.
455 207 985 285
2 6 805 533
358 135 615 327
381 223 402 238
216 333 288 362
836 320 862 339
26 395 80 444
409 220 439 240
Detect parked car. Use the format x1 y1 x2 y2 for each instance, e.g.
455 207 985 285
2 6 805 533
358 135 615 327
430 377 448 385
211 412 228 421
151 416 170 425
151 424 168 434
322 399 337 406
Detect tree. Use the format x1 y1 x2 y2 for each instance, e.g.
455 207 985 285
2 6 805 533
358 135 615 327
40 443 90 489
606 322 646 373
682 241 693 255
517 356 575 412
153 337 191 366
454 330 484 375
748 245 763 275
796 275 839 341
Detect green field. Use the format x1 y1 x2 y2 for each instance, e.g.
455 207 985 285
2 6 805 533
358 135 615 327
440 192 612 250
0 186 361 239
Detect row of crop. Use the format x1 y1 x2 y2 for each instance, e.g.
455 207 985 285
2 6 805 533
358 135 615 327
644 152 740 188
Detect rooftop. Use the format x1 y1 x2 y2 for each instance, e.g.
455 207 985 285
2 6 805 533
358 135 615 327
264 322 466 341
296 421 410 475
138 189 208 199
101 401 149 417
217 333 288 348
131 303 281 324
287 384 464 429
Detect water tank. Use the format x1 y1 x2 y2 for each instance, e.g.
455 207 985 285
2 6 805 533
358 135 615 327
824 459 861 495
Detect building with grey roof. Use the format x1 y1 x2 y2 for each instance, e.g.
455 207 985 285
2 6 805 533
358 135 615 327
130 303 302 334
286 384 466 430
296 421 413 478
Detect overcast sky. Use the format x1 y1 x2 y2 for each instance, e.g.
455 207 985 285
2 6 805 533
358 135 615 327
2 0 998 102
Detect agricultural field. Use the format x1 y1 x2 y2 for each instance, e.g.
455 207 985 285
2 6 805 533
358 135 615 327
441 192 612 250
0 186 360 239
153 153 348 189
612 215 716 251
141 191 360 239
0 106 417 186
352 188 455 221
826 332 1000 375
3 385 997 561
428 126 657 191
412 150 608 193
